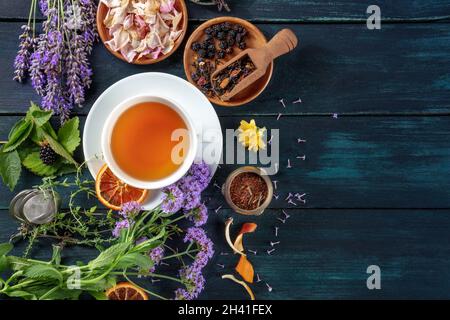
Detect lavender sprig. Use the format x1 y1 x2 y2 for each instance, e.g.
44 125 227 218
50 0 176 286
13 26 32 83
14 0 97 122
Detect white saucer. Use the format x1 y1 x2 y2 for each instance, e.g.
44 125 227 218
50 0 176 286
83 72 223 209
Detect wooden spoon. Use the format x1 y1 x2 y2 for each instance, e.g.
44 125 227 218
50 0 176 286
211 29 298 101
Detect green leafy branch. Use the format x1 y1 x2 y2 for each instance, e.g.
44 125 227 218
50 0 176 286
0 102 81 191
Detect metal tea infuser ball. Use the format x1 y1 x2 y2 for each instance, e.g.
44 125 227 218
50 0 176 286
9 189 61 225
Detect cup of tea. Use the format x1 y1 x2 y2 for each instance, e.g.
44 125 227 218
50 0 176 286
101 95 198 190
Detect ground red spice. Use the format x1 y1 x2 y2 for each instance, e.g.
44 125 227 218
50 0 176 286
229 172 268 210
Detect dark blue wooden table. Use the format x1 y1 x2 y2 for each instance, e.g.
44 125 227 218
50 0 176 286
1 1 450 299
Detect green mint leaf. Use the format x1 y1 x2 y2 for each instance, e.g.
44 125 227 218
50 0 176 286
5 290 37 300
88 290 108 300
17 142 39 161
0 256 8 273
3 119 33 152
27 102 53 127
22 152 58 177
40 129 78 166
57 117 80 154
88 243 129 270
116 253 154 270
131 228 166 253
24 264 63 284
0 243 13 257
0 149 21 191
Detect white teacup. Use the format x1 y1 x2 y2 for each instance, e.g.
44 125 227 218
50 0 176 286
101 95 198 190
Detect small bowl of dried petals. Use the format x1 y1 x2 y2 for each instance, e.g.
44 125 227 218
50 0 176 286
184 17 274 107
222 166 273 216
97 0 188 64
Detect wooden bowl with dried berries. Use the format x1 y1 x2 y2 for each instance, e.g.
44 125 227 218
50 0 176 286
222 166 273 216
183 17 274 107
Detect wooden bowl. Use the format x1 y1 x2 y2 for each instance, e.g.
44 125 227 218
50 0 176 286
183 17 273 107
97 0 188 65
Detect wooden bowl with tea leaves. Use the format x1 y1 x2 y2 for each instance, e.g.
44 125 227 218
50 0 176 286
97 0 188 65
183 17 274 107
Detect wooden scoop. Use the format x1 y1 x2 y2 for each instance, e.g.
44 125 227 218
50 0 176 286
211 28 298 101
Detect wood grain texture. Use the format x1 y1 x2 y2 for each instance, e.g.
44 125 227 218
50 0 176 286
1 115 450 209
0 1 449 22
1 208 450 299
2 23 450 116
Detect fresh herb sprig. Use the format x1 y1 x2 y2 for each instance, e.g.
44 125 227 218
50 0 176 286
0 102 80 191
0 207 203 300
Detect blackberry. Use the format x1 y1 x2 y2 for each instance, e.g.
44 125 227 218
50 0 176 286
227 37 235 47
225 47 233 54
238 42 246 50
40 143 57 165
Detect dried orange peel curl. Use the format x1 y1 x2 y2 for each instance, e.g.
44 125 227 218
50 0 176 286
233 222 257 253
225 218 246 256
235 255 254 283
222 274 255 300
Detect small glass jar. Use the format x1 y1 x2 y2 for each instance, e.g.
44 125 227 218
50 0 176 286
222 166 273 216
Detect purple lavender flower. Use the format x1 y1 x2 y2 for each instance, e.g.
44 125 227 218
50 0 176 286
14 1 97 121
39 0 48 15
149 246 165 273
79 0 98 53
112 219 132 238
13 25 32 83
161 184 185 213
187 204 208 227
119 201 142 217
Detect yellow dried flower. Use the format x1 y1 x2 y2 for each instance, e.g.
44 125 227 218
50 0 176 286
238 119 266 152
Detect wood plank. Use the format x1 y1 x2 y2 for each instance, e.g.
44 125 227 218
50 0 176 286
1 23 450 116
1 208 450 299
1 1 449 22
1 115 450 209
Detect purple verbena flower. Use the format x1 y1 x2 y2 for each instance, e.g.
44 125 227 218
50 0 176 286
174 288 192 300
161 184 185 213
179 175 203 195
119 201 142 217
112 219 132 238
149 246 165 273
178 265 205 299
187 204 208 227
184 227 214 270
183 191 201 211
188 161 211 191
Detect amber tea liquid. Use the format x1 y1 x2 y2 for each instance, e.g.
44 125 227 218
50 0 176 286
111 102 188 181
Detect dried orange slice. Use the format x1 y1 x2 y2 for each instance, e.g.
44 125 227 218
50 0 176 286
95 164 148 211
106 282 149 300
